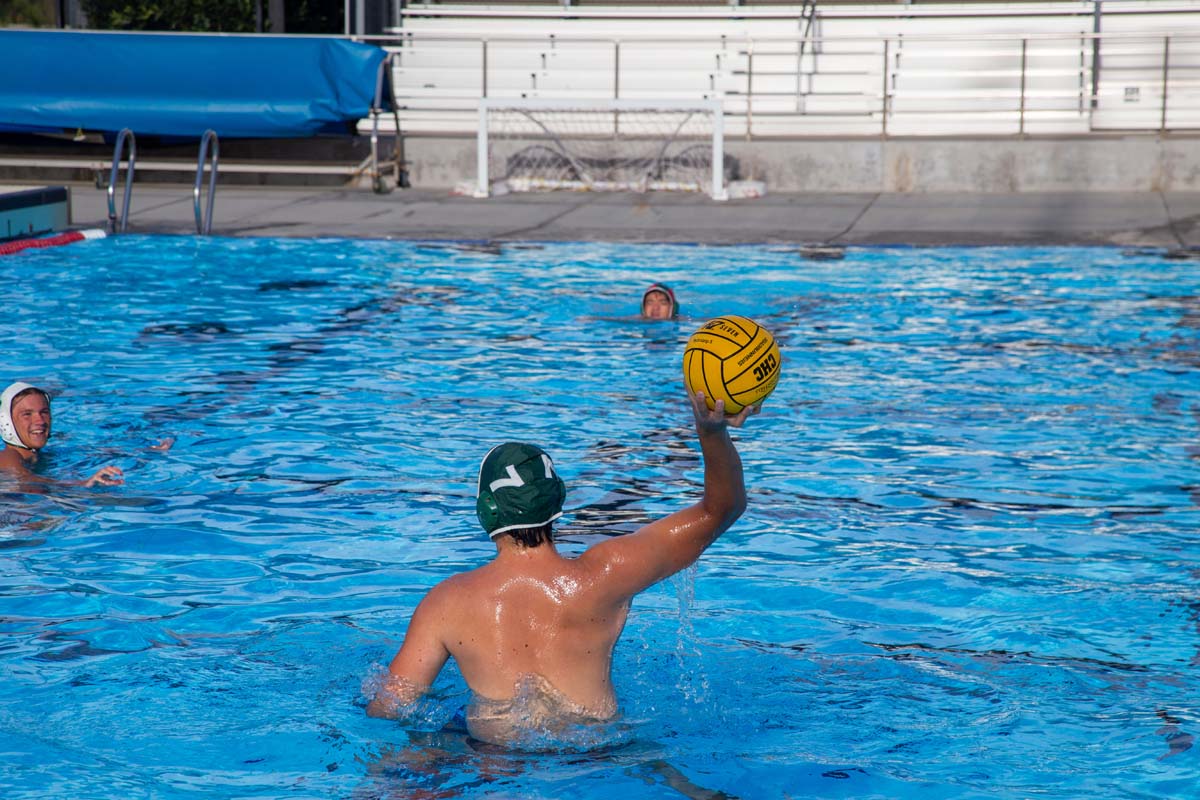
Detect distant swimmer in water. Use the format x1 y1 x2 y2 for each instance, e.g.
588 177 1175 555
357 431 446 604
641 282 680 320
0 381 171 487
367 385 758 748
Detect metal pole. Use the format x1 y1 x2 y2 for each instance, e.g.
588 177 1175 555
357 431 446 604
613 40 620 99
712 102 727 200
1080 34 1087 119
1019 38 1027 135
107 129 136 234
482 40 488 98
344 0 351 36
1161 36 1171 132
614 41 620 137
881 39 890 137
193 130 219 235
746 41 753 141
1091 0 1102 109
477 102 489 198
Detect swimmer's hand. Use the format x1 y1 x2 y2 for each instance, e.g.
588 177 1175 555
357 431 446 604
84 465 124 487
690 391 759 432
148 437 175 453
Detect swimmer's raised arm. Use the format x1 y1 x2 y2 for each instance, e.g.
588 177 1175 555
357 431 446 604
581 390 756 604
365 388 761 744
366 586 452 719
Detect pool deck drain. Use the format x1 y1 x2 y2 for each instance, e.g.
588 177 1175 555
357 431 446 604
47 184 1200 248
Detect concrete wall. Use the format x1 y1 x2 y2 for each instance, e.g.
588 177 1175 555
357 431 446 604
400 133 1200 193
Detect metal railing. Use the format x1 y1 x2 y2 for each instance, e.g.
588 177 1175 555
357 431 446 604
106 128 136 234
193 129 219 235
363 28 1200 138
369 52 410 192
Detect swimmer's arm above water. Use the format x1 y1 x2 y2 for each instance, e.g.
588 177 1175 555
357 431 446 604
582 390 755 602
366 589 451 719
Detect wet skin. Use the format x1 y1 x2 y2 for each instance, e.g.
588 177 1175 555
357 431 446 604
11 392 51 451
368 390 757 745
0 392 124 487
641 291 674 319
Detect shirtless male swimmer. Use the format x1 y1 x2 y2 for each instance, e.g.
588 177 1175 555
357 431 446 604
0 382 125 487
367 387 756 746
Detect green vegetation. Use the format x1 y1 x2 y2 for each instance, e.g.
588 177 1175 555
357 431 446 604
80 0 342 33
82 1 256 32
1 0 52 27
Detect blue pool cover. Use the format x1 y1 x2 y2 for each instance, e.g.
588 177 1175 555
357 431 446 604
0 30 387 138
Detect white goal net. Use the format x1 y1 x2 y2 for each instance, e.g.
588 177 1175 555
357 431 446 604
475 98 728 201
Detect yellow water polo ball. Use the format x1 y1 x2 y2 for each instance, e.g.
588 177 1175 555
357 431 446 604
683 315 781 413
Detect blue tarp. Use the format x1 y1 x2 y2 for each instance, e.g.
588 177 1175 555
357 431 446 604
0 30 387 138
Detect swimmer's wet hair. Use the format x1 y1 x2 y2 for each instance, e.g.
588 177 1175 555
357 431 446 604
11 387 47 404
502 523 554 548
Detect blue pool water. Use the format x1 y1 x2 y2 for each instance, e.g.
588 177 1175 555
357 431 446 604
1 236 1197 799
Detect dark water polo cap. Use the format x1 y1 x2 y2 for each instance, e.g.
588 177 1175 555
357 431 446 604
476 442 566 538
642 283 680 317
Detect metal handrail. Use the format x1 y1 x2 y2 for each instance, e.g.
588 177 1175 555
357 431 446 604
379 28 1200 138
386 2 1200 23
106 128 136 234
193 129 219 235
795 0 816 112
370 52 410 193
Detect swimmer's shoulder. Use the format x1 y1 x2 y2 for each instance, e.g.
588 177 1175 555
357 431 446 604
0 448 25 471
424 564 495 610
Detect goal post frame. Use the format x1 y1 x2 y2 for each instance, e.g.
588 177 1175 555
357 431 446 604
475 97 728 201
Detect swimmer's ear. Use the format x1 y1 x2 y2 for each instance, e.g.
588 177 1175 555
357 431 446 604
477 492 501 535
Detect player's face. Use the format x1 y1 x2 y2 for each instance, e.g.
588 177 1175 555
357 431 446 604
642 291 673 319
11 393 51 450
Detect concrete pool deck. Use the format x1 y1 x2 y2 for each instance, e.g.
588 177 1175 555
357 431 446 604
64 184 1200 248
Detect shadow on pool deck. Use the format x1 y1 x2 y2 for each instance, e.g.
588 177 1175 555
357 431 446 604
68 184 1200 249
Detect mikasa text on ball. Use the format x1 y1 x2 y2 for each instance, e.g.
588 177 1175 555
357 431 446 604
683 315 781 413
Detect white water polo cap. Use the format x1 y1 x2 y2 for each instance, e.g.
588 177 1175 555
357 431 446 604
1 382 48 449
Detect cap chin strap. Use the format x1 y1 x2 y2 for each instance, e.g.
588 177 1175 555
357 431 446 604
0 381 42 450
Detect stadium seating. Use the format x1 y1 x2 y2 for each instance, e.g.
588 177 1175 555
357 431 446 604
367 1 1200 137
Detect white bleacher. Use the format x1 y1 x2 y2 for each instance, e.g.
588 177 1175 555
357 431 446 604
365 1 1200 138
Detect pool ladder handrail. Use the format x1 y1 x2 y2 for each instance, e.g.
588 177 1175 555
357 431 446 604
194 129 219 235
370 53 409 193
107 128 136 234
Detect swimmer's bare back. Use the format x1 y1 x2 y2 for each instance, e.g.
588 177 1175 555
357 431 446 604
370 549 629 737
368 390 756 748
